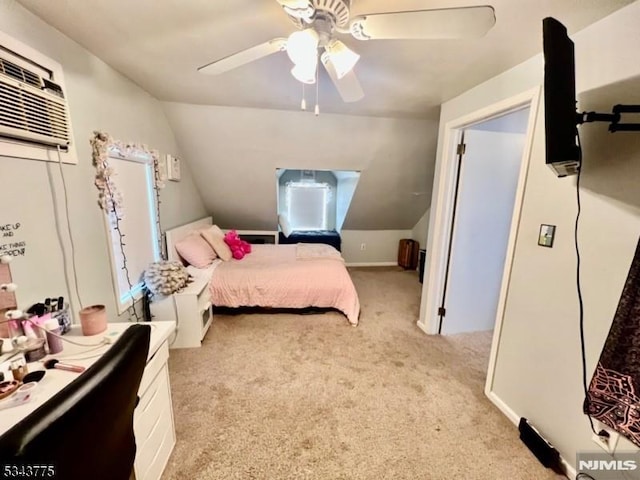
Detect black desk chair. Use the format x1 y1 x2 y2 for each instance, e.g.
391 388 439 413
0 324 151 480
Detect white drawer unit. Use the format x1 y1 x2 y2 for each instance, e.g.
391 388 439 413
150 275 213 348
134 364 175 480
0 322 176 480
134 323 176 480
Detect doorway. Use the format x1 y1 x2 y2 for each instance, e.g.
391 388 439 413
438 108 530 334
417 87 540 395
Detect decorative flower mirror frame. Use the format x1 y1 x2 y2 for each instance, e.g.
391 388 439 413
90 131 166 320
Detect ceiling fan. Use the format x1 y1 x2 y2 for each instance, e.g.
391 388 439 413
197 0 496 105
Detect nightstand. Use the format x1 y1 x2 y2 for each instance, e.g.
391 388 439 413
150 275 213 348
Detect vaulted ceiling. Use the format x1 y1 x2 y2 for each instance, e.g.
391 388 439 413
16 0 633 118
14 0 635 230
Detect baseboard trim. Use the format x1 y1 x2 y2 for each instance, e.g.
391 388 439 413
486 391 520 424
346 262 398 267
416 321 430 335
562 456 577 479
486 391 576 478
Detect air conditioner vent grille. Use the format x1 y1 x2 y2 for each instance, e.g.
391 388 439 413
0 57 41 88
0 57 70 148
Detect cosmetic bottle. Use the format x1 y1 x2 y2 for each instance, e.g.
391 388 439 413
44 318 64 354
10 359 27 382
22 320 38 340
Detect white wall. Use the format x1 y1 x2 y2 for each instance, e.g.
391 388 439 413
411 208 430 249
336 173 360 232
162 102 438 231
341 230 411 266
0 3 207 322
421 1 640 473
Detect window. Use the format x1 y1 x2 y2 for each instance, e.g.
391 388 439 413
103 146 160 314
277 169 358 233
286 182 331 231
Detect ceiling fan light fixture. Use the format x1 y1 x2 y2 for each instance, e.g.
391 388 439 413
291 62 317 84
286 29 319 65
325 40 360 79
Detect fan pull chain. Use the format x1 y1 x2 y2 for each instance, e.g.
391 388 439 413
301 83 307 111
314 56 320 116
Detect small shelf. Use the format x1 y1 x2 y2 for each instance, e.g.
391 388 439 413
231 230 278 244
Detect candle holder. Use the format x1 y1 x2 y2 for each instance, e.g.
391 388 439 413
79 305 107 336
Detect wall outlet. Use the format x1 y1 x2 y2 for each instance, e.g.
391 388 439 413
360 243 366 251
592 425 620 453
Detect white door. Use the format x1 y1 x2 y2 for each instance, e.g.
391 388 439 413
439 128 525 334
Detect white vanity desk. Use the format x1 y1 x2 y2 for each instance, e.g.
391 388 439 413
0 321 176 480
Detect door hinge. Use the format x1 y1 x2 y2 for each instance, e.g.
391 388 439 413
438 307 446 317
456 143 466 155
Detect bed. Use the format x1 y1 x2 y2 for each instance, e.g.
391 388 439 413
165 218 360 326
278 229 341 251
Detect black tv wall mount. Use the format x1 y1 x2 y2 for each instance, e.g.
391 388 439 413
576 104 640 132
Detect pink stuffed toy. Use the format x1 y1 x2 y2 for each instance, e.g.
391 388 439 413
224 230 252 260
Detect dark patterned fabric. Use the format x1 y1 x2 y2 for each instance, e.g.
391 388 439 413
585 237 640 446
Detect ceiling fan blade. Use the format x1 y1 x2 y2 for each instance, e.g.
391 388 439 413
275 0 315 20
321 53 364 103
198 38 287 75
350 6 496 41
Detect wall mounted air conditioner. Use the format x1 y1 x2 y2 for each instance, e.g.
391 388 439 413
0 30 77 164
0 57 70 147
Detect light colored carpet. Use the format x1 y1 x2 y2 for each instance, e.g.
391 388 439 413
162 267 564 480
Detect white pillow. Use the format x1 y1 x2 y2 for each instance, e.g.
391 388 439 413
200 225 233 261
278 214 293 238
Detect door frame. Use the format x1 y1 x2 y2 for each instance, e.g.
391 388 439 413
416 87 541 393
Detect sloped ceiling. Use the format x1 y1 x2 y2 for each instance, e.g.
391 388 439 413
13 0 634 229
15 0 634 118
162 102 437 230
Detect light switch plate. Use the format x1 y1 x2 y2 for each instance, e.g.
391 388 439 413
538 224 556 248
166 154 181 181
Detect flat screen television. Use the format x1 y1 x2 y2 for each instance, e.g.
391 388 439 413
543 17 581 177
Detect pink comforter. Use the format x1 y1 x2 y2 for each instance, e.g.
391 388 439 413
210 244 360 325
